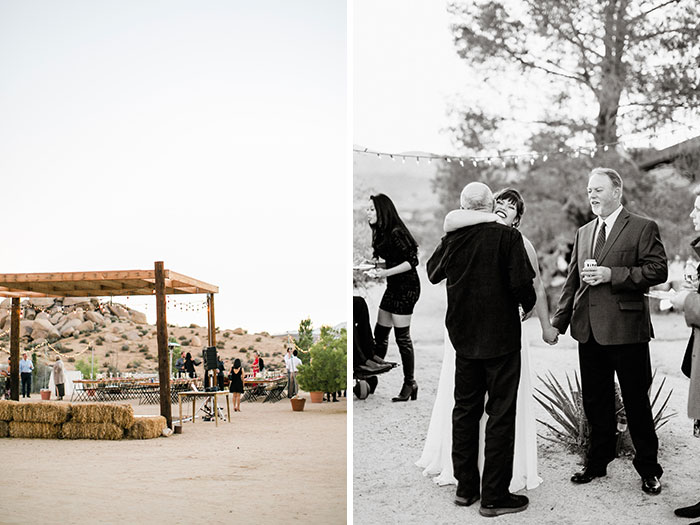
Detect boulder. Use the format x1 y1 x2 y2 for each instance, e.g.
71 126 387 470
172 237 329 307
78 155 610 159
105 334 122 343
24 308 36 321
66 309 85 322
0 299 11 309
129 310 147 324
50 313 64 325
191 335 202 347
33 318 55 333
0 312 8 329
77 321 95 332
59 318 82 337
125 330 141 341
85 311 105 325
109 304 129 319
19 320 33 337
111 324 124 334
232 328 246 335
62 297 92 307
35 311 51 322
28 298 55 308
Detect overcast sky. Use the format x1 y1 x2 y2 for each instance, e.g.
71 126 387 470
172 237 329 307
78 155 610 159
0 0 347 334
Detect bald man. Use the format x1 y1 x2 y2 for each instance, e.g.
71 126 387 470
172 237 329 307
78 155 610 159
427 182 536 517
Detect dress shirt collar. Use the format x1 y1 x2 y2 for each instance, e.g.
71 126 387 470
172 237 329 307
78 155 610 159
596 205 623 236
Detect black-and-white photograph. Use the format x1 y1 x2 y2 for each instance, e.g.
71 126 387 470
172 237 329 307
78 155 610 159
353 1 700 523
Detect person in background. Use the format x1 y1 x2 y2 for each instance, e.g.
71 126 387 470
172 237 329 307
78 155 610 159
53 356 65 400
19 352 33 398
285 348 294 398
184 352 196 378
217 356 225 390
228 358 244 412
289 350 302 397
175 353 185 378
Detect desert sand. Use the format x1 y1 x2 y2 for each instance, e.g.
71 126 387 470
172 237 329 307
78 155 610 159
354 270 697 525
1 393 346 525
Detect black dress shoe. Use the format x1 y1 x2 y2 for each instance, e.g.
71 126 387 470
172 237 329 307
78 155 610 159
479 494 529 517
675 501 700 518
357 360 392 374
454 493 479 507
371 355 396 366
570 468 606 484
641 476 661 495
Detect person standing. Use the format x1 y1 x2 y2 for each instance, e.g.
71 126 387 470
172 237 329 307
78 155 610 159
552 167 667 494
228 358 244 412
669 185 700 521
184 352 196 379
427 182 536 517
175 353 185 378
53 356 66 400
19 352 33 398
366 193 421 402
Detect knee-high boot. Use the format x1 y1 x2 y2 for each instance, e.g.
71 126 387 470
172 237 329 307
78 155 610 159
373 324 392 359
392 326 418 402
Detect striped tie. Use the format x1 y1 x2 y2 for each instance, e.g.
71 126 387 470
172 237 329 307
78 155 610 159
593 221 606 261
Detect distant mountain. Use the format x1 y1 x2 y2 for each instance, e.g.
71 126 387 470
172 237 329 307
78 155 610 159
354 149 440 211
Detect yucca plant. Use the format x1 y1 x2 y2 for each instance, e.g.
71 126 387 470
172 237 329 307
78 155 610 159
535 369 676 458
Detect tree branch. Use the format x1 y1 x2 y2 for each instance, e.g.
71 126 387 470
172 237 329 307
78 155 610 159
629 0 681 24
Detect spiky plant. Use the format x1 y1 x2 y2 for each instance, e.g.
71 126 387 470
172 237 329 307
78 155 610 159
535 369 676 458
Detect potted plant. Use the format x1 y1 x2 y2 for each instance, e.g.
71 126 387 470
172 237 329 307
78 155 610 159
296 326 347 403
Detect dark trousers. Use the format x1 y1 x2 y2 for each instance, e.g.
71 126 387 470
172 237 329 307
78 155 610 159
21 372 32 397
453 351 520 503
579 337 662 478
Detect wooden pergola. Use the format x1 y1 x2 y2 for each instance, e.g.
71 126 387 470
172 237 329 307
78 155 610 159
0 262 218 428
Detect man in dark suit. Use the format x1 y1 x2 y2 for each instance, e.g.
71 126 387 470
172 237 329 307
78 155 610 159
427 182 536 517
552 167 668 494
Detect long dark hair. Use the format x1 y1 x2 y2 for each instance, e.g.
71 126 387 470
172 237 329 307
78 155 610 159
369 193 417 256
233 358 241 369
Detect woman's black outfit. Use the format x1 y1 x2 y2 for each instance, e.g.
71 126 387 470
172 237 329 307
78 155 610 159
373 226 420 402
228 367 244 393
185 357 196 378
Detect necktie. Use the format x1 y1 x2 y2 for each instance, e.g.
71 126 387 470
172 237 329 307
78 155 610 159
593 221 606 261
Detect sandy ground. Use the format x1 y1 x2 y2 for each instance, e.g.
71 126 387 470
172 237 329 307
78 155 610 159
1 393 346 525
354 270 698 525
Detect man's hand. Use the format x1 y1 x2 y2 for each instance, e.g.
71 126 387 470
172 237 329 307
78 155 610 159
542 326 559 345
582 266 611 286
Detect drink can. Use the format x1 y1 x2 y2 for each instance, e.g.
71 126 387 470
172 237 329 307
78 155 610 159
584 259 597 270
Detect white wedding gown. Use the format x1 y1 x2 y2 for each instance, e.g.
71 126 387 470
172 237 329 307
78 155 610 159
416 328 542 492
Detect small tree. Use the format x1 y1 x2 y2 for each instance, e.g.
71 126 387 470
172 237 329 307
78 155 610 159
296 326 347 393
296 317 314 365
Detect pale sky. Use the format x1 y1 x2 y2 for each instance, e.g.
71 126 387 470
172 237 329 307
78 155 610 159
0 0 347 334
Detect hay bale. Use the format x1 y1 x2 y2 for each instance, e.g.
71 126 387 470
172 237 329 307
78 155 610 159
13 402 71 424
61 421 125 440
127 415 166 439
9 421 61 439
0 420 9 437
0 399 18 421
71 403 134 428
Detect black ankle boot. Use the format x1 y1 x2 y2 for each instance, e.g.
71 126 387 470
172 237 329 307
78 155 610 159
394 326 415 384
373 324 392 359
392 380 418 402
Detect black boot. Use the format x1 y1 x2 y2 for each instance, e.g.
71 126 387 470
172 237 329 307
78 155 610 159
392 380 418 402
373 324 392 359
394 326 415 383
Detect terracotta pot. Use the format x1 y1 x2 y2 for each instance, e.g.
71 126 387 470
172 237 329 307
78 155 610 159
40 389 51 401
290 397 306 412
309 391 324 403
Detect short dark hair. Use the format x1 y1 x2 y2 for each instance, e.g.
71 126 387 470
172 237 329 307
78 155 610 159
293 350 298 357
494 187 525 228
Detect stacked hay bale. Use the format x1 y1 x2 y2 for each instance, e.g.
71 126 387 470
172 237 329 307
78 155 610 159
0 400 165 440
11 401 71 438
0 400 18 437
128 415 167 439
64 403 135 440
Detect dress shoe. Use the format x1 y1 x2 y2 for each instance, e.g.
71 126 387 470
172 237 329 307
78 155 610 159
358 360 392 375
641 476 661 495
570 468 606 484
675 501 700 518
479 494 529 517
454 493 479 507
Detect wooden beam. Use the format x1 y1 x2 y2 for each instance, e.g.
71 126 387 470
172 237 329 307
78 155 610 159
154 261 172 429
168 271 219 294
207 293 216 347
10 298 20 401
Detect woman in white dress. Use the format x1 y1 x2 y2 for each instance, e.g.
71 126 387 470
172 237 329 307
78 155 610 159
416 187 558 493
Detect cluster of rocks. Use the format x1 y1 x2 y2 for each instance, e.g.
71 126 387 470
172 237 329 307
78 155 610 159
0 297 147 345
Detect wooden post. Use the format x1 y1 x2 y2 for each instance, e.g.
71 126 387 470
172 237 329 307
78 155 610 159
155 261 172 428
207 293 216 347
10 298 20 401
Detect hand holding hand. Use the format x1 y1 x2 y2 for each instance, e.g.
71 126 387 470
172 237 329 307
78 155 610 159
670 290 690 311
542 326 559 345
582 266 611 286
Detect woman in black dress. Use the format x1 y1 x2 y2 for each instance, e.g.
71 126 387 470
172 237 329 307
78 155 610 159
367 193 421 402
184 352 196 378
228 358 244 412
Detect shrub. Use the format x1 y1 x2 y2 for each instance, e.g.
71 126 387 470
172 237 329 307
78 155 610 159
296 326 347 393
178 335 187 341
121 334 128 340
80 339 88 344
535 370 675 458
216 341 225 349
255 337 261 342
67 357 75 363
75 359 96 379
223 332 230 338
121 344 130 352
96 336 105 346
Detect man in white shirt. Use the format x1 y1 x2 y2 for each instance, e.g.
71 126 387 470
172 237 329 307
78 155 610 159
19 353 33 398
